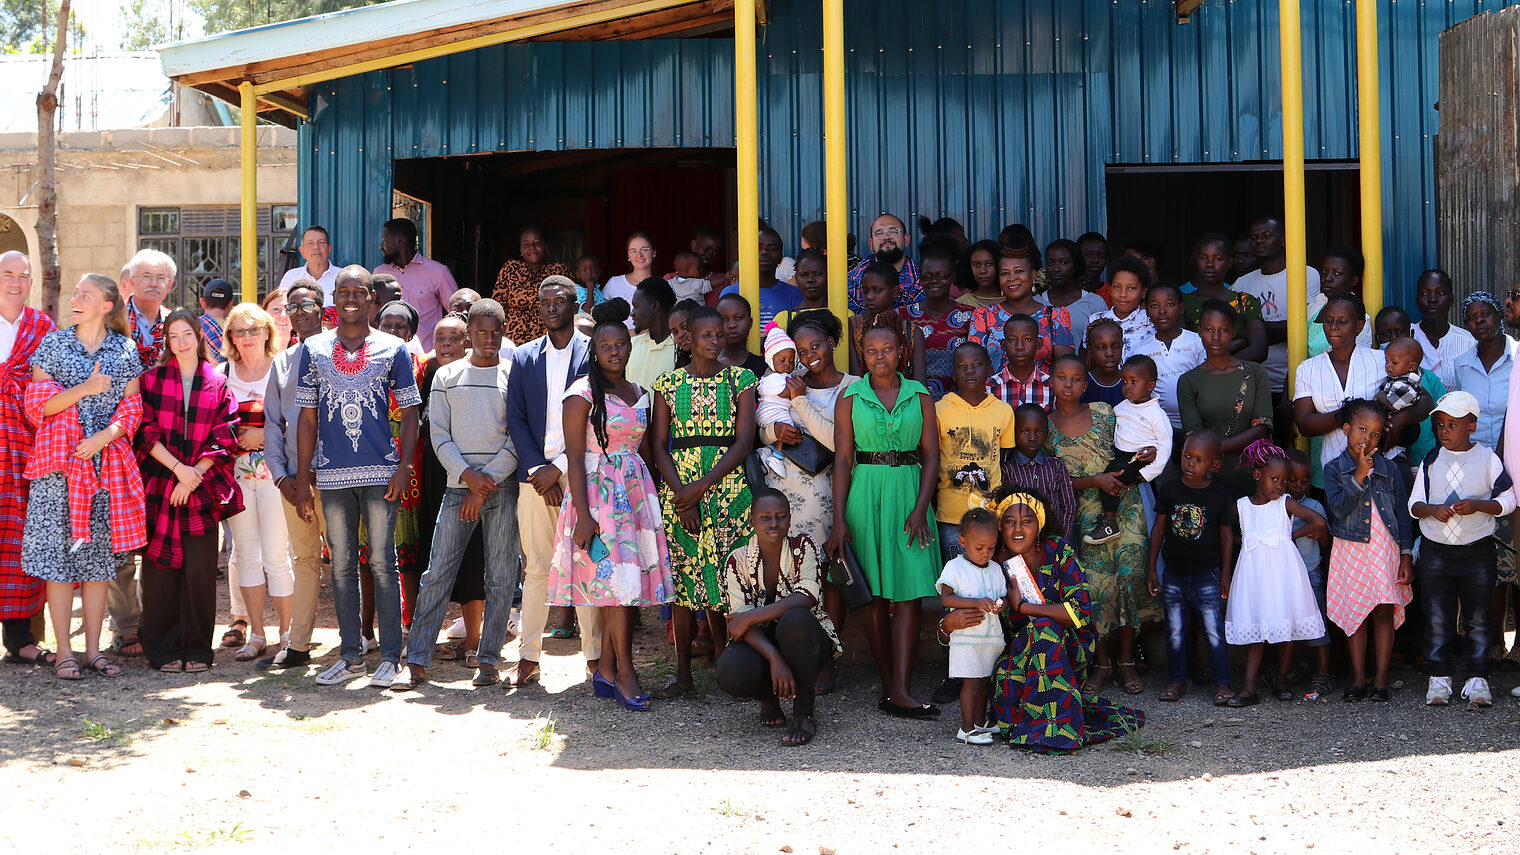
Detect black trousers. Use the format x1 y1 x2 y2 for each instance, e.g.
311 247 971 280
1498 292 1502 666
716 607 830 717
1100 448 1146 513
1417 539 1497 679
140 530 220 669
1 618 36 655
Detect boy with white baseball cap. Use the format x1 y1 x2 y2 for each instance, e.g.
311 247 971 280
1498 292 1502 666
1408 390 1515 708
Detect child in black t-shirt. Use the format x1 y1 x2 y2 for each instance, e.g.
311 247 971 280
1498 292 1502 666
1147 430 1237 706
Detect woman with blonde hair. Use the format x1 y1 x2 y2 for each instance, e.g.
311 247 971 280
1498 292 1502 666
23 273 146 679
221 302 292 661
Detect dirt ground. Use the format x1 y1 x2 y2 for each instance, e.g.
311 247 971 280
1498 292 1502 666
3 591 1519 854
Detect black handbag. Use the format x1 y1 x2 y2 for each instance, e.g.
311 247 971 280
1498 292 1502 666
778 434 834 476
826 540 874 610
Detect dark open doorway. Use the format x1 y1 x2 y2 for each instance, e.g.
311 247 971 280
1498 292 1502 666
1104 163 1362 283
392 147 737 293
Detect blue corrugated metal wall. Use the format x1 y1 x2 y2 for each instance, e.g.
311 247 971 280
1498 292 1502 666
298 0 1518 310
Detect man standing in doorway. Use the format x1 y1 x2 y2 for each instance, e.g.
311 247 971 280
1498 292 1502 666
719 227 802 328
278 226 340 306
375 218 457 352
1231 215 1321 443
295 265 421 689
257 279 328 670
847 213 920 312
505 275 602 688
0 251 56 668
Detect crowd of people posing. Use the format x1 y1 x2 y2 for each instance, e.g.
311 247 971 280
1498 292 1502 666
2 208 1518 755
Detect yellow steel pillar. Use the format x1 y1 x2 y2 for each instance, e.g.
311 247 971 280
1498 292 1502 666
238 81 259 303
735 0 761 351
824 0 849 368
1279 0 1308 431
1356 0 1384 318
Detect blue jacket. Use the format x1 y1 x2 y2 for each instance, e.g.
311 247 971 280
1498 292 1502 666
1323 450 1414 552
505 332 590 483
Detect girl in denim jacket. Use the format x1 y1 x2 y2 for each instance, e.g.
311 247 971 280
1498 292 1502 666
1323 398 1414 702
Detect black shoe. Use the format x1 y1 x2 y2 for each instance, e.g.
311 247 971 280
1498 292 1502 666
257 647 311 671
1367 686 1390 702
1225 691 1259 707
1083 520 1122 545
1342 684 1368 702
930 677 962 705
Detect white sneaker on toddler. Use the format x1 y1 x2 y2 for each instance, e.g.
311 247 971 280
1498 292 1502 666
955 727 993 745
1425 675 1452 706
1461 677 1492 709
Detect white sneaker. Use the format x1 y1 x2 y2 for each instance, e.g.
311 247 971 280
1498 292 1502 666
506 609 522 639
1425 676 1452 705
445 617 467 641
1461 677 1492 708
1512 684 1520 698
360 636 379 656
315 659 366 685
955 727 993 745
369 660 400 689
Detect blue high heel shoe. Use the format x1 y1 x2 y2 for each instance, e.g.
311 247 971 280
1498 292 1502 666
591 671 615 699
611 679 651 711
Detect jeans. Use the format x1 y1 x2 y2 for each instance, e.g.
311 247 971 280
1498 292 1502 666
937 522 962 565
1417 539 1497 679
322 485 401 663
1302 562 1330 648
1161 567 1230 685
404 482 521 668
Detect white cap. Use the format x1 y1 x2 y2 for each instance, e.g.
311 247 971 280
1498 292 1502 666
1432 390 1480 419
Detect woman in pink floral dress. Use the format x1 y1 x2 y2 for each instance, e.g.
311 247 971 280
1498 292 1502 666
549 299 672 708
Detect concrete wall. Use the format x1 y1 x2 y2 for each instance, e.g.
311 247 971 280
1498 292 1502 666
0 125 297 313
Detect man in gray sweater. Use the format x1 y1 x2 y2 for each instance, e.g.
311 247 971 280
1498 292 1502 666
395 299 520 689
258 279 328 670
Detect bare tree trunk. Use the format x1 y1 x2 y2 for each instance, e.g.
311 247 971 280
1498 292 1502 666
36 0 71 323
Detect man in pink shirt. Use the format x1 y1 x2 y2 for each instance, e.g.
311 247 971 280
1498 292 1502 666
374 218 457 350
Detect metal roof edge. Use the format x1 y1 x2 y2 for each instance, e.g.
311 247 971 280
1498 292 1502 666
158 0 575 78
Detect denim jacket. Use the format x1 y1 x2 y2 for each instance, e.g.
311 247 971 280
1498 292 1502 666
1323 451 1413 553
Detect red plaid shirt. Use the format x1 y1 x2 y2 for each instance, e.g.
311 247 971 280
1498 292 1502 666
0 307 54 618
136 363 242 569
987 362 1053 411
23 381 146 553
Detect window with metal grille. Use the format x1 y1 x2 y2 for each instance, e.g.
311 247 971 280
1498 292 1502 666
136 205 295 308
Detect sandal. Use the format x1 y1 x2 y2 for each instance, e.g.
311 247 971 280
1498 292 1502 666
760 699 787 728
221 620 248 648
86 654 122 677
1212 685 1235 706
464 649 479 669
781 714 816 746
111 635 143 657
651 680 692 700
234 635 267 662
184 661 210 673
1158 682 1186 701
434 640 465 661
54 656 83 680
159 660 184 673
1082 664 1112 694
1117 661 1144 695
3 645 56 666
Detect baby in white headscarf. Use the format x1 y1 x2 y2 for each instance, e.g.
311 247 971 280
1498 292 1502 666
757 327 798 477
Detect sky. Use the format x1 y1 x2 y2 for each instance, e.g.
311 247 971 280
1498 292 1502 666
74 0 207 52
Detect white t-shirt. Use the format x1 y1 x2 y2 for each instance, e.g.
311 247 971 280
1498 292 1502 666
602 275 640 328
1411 322 1477 390
278 263 340 306
1233 266 1321 391
224 362 271 404
1293 346 1383 468
1038 290 1110 346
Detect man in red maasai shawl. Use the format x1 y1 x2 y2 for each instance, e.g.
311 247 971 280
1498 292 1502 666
0 251 57 666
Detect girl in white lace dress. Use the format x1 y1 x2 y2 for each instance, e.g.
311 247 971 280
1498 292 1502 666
1223 440 1329 706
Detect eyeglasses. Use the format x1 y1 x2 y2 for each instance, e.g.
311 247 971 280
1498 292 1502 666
264 304 288 316
229 327 267 338
871 227 905 239
289 299 322 314
137 275 173 286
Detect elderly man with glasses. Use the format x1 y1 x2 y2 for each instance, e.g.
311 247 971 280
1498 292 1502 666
846 213 920 313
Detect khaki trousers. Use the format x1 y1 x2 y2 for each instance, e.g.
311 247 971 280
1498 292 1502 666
281 491 326 652
515 484 601 663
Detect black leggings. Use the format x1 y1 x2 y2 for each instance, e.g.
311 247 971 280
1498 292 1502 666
716 607 831 717
1100 448 1146 513
1 617 36 655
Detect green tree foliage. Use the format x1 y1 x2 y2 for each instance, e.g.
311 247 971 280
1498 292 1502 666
0 0 82 54
190 0 389 36
118 0 174 51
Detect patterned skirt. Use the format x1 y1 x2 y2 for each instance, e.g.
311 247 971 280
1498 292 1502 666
993 616 1145 754
1327 512 1411 634
660 447 752 610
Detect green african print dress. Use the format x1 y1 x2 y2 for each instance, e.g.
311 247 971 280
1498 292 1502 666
842 375 940 602
652 365 758 610
1045 403 1161 636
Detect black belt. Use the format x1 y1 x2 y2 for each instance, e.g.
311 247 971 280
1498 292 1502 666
856 450 921 467
671 435 735 450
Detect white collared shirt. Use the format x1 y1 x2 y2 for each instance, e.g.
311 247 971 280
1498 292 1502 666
1294 346 1384 468
542 338 574 472
1132 330 1206 428
0 312 19 363
278 262 341 306
1411 322 1476 390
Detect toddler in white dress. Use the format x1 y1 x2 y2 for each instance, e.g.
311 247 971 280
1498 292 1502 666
936 509 1008 745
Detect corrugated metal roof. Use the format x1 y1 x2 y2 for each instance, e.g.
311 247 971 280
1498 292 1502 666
292 0 1520 310
0 53 172 134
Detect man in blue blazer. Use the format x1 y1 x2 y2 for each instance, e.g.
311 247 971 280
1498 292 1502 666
504 275 601 687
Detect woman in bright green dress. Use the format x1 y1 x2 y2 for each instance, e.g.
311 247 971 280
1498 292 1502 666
828 324 942 719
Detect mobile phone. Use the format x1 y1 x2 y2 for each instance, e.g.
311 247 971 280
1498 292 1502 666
588 535 610 564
